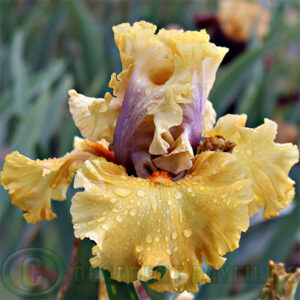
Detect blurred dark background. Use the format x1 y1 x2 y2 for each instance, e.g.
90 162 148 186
0 0 299 299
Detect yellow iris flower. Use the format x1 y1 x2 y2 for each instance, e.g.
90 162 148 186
218 0 270 42
1 21 298 293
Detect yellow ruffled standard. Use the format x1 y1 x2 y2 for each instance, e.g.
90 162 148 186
0 21 299 293
69 21 228 175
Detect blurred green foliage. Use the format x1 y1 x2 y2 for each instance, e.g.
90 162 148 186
0 0 299 299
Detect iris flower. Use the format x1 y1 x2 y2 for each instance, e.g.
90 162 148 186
218 0 270 42
1 21 298 293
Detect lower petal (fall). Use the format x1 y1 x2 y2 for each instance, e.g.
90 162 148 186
1 138 109 223
205 114 299 218
71 151 252 292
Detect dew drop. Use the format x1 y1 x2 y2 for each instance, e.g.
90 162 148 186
146 234 153 244
116 215 123 223
135 245 144 253
109 198 117 203
183 228 192 238
165 236 169 242
113 188 131 197
166 248 171 255
97 217 106 223
175 192 182 199
102 224 109 231
236 186 242 192
187 186 193 193
130 209 137 216
171 231 177 240
137 190 145 197
170 270 179 279
168 199 172 205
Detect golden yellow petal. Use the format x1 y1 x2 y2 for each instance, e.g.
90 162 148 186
68 89 120 143
205 114 299 218
0 138 107 223
218 0 270 42
1 151 65 223
71 152 252 292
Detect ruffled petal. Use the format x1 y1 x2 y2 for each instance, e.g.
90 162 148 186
218 0 270 42
205 114 299 218
110 21 227 176
0 139 110 223
71 151 252 292
69 90 121 143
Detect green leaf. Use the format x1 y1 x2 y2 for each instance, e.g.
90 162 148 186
38 75 73 146
102 269 140 300
11 31 28 116
64 1 105 87
62 239 100 300
10 90 49 157
210 46 263 115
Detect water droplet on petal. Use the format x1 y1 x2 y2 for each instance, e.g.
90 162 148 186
137 190 145 197
175 192 182 199
170 270 179 279
109 198 117 203
116 215 123 223
187 186 193 193
171 231 177 240
130 209 137 216
183 228 192 238
113 188 131 197
146 234 152 244
102 224 109 231
168 200 172 205
135 245 144 253
166 248 171 255
97 217 106 223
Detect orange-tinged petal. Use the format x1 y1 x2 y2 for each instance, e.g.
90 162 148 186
71 152 252 292
205 114 299 218
0 138 109 223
